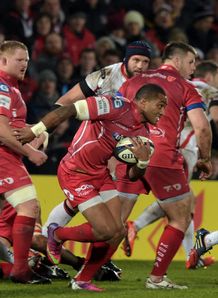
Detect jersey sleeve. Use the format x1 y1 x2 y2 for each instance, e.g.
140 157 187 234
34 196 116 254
85 67 108 93
0 83 12 117
86 95 128 121
184 83 206 112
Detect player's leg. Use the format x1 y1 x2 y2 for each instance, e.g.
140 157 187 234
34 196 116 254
123 200 165 256
5 185 50 284
187 229 218 268
145 167 190 289
42 200 76 236
73 188 125 284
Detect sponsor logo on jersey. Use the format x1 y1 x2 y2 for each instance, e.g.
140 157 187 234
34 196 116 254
149 127 165 137
0 177 14 186
0 95 11 109
143 73 167 79
63 189 74 201
75 184 95 196
112 96 124 109
163 183 182 192
95 96 110 115
112 132 124 141
0 83 9 92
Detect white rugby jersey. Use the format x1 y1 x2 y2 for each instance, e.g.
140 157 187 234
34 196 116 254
85 62 128 96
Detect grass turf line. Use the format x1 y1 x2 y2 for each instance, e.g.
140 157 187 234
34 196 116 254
1 260 218 298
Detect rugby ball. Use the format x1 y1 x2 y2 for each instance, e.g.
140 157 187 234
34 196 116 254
114 136 154 164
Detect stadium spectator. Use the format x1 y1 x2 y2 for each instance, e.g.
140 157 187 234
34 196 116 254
2 0 34 49
56 55 77 96
40 0 65 34
101 49 122 67
146 4 175 53
186 5 217 55
67 0 109 38
31 32 65 77
31 13 53 60
63 12 96 65
26 69 59 124
95 36 117 67
74 48 97 81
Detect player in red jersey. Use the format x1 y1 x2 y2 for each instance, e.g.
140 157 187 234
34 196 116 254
0 41 50 284
14 83 167 291
117 42 212 289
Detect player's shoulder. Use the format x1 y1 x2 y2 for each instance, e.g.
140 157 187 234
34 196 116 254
0 81 11 93
89 62 122 79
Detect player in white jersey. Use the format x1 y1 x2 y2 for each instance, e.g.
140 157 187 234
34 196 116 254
123 61 218 270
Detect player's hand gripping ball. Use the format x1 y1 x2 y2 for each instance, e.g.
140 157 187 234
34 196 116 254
114 136 154 164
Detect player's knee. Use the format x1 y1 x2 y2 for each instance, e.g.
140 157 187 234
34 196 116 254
95 224 119 241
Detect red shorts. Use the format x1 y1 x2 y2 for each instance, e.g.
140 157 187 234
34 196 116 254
145 166 190 201
115 163 150 195
0 201 17 243
57 164 116 209
0 151 32 194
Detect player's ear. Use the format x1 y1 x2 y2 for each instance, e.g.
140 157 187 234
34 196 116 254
2 57 7 65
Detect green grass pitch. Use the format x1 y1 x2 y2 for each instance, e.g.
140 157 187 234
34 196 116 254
1 260 218 298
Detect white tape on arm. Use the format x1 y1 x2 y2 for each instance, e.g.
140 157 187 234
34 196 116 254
30 121 47 137
136 159 149 169
74 100 90 120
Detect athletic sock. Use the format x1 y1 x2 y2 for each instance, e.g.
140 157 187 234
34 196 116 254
134 201 165 231
204 231 218 248
151 225 184 276
182 219 194 259
11 215 35 279
75 242 117 281
55 222 97 242
42 201 73 237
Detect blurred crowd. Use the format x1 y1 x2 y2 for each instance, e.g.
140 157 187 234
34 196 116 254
1 0 218 177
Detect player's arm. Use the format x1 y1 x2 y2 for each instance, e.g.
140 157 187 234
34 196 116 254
14 100 90 143
209 100 218 134
0 115 47 165
56 83 85 105
57 73 97 105
188 108 213 179
0 115 34 156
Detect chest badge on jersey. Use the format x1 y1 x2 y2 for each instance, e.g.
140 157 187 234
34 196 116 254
112 96 124 109
0 83 9 92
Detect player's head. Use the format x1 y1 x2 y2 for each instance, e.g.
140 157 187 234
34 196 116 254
162 41 197 79
0 40 29 81
194 60 218 88
134 83 167 124
124 41 151 77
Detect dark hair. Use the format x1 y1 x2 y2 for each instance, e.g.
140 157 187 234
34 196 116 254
104 49 122 59
135 83 166 101
162 42 197 62
79 48 96 58
194 60 218 78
